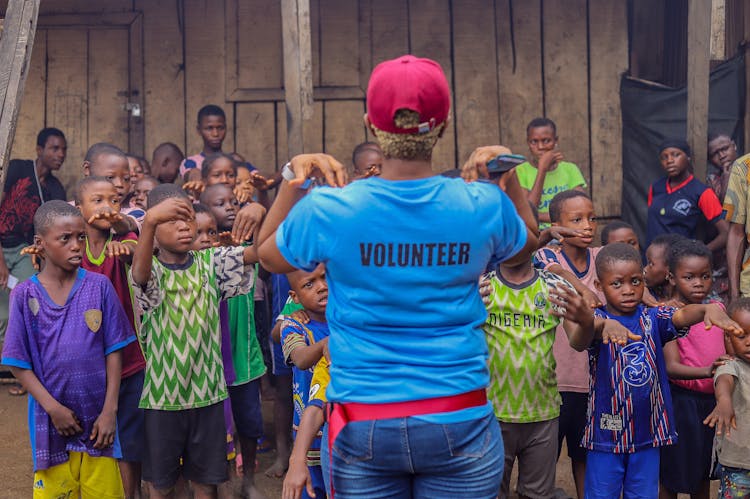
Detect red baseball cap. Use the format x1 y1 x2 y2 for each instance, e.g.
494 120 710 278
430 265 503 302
366 55 451 135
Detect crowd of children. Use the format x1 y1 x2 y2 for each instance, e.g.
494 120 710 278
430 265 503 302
0 53 748 499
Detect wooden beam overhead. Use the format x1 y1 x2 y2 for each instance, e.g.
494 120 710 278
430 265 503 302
281 0 314 158
0 0 40 192
687 0 712 182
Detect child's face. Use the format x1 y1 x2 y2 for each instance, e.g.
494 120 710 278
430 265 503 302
77 180 121 231
527 125 557 163
37 135 67 172
670 256 712 304
554 196 597 248
205 157 237 187
34 215 86 273
354 149 384 177
154 207 197 255
708 136 737 171
644 244 669 288
153 151 181 184
192 212 218 251
198 115 226 150
88 154 132 199
128 156 144 186
289 264 328 316
597 259 645 315
659 147 690 179
203 185 239 231
729 309 750 364
133 178 159 210
606 228 640 253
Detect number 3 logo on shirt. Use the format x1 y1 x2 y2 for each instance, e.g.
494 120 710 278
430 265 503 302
620 342 653 387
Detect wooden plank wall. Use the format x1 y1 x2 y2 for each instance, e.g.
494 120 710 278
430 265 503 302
5 0 628 218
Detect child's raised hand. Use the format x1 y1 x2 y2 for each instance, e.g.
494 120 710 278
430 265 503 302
704 303 744 337
87 209 123 225
249 171 273 190
144 197 194 226
217 231 237 247
548 226 588 244
282 456 316 499
707 354 733 378
106 241 133 258
231 203 267 243
601 319 642 346
48 402 83 437
90 409 116 449
704 399 736 436
182 180 205 196
234 184 255 204
288 153 348 188
460 145 512 182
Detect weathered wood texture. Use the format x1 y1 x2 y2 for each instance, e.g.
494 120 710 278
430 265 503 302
687 0 712 183
6 0 628 215
281 0 314 157
0 0 40 192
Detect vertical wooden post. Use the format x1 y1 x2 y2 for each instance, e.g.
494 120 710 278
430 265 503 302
0 0 40 191
687 0 712 182
281 0 314 158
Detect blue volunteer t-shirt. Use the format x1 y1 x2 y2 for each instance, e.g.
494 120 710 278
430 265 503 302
276 175 528 423
584 305 687 453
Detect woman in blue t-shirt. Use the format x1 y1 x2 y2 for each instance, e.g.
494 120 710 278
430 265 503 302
257 56 538 499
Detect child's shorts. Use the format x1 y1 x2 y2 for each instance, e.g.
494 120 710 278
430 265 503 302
142 402 228 490
718 465 750 499
117 369 145 463
659 384 715 493
499 418 558 498
228 379 263 440
558 391 588 463
585 447 659 499
33 452 124 499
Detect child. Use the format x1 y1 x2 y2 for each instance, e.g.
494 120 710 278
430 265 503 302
601 220 640 252
126 154 148 187
201 183 268 498
516 117 587 228
180 105 227 181
129 184 263 499
182 153 237 201
131 175 160 212
82 143 139 233
584 242 741 499
1 200 136 498
705 297 750 498
351 141 383 178
644 233 686 302
151 142 184 184
646 138 728 249
659 239 729 499
281 264 329 499
75 176 146 499
534 189 602 499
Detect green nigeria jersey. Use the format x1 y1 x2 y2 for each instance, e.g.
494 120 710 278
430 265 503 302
484 268 573 423
132 246 253 410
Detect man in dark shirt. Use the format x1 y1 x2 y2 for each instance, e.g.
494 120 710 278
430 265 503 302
0 128 67 373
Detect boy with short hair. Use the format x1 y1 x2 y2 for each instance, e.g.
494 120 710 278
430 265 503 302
75 176 146 499
2 200 136 498
644 233 687 302
516 117 587 228
601 220 640 252
705 297 750 498
129 184 264 499
585 243 742 499
281 264 329 499
151 142 184 184
180 105 228 181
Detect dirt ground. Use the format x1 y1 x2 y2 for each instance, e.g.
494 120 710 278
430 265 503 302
0 388 717 498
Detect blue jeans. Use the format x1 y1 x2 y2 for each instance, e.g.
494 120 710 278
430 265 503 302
321 412 503 499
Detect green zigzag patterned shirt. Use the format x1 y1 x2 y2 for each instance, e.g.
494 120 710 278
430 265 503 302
131 246 253 410
484 268 573 423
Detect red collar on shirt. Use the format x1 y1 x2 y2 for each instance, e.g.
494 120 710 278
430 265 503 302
666 174 693 194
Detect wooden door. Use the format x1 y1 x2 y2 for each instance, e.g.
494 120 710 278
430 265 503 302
12 13 144 194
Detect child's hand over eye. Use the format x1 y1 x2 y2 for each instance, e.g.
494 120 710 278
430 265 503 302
48 403 83 437
145 198 194 226
704 304 744 337
90 409 116 449
87 210 123 225
601 319 642 346
704 398 736 436
231 203 267 243
282 456 315 499
106 241 133 258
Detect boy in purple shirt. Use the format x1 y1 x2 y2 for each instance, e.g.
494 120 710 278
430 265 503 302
1 200 136 498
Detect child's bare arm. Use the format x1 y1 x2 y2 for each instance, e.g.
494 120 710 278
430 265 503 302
663 340 729 380
10 366 82 436
288 337 329 370
90 350 122 449
282 405 326 499
673 303 743 337
704 373 736 436
131 198 194 285
546 264 602 309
